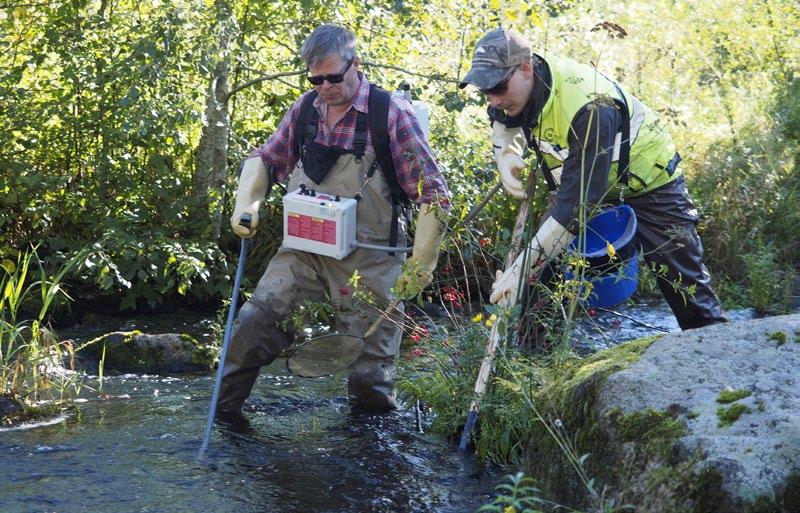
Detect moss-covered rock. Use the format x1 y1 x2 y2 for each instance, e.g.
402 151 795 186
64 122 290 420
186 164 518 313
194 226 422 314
591 314 800 512
78 331 216 374
1 398 72 428
501 314 800 513
0 394 23 424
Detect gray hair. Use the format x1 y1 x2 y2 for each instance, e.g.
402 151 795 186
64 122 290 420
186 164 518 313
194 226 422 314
300 24 357 68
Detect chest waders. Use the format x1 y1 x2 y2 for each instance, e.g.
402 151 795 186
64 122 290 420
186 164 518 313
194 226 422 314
216 100 407 414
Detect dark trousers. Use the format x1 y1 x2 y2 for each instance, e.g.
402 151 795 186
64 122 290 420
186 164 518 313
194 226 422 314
625 176 726 329
520 176 726 338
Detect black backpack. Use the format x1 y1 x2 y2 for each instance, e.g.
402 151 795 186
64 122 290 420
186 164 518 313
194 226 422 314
294 84 412 252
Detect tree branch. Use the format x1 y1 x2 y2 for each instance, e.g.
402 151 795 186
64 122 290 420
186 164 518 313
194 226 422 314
228 69 306 98
228 60 459 99
361 60 457 85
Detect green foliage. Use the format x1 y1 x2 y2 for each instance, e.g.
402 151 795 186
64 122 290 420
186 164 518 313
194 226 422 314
478 472 547 513
742 246 789 315
1 248 85 404
2 0 796 311
716 403 752 428
716 388 751 404
75 231 231 310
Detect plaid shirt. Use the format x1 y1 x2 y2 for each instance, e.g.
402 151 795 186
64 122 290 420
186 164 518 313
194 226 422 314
250 74 449 207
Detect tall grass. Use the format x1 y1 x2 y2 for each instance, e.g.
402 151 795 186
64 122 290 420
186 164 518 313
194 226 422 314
1 248 86 405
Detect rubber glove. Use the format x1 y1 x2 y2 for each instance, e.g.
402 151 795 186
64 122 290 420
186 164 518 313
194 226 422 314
231 158 270 238
490 216 576 306
393 203 447 300
492 120 528 199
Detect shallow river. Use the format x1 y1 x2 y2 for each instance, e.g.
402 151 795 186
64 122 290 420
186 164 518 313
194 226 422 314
1 359 498 512
0 297 761 513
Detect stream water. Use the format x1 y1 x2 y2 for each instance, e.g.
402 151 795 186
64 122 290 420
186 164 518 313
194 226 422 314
0 297 762 513
0 360 496 512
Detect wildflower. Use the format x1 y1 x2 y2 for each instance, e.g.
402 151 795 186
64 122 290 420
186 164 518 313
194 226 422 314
606 241 617 260
339 287 350 296
479 237 491 248
472 313 483 323
441 266 452 273
411 347 425 357
441 286 463 305
504 506 516 513
410 332 421 342
485 314 497 328
611 318 622 329
587 308 596 317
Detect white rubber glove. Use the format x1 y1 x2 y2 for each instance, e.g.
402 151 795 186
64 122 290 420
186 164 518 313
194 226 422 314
231 157 270 238
393 203 447 300
490 216 576 306
492 120 528 199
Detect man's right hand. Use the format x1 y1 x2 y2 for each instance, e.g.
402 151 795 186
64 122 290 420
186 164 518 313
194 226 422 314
497 153 527 199
492 120 528 199
231 158 270 238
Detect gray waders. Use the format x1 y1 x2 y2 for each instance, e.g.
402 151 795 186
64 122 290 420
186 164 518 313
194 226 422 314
217 152 405 413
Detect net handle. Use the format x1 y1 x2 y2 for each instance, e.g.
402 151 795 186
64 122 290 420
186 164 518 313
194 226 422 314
363 299 402 340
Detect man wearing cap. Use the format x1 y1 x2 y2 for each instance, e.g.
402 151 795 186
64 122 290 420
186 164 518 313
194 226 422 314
460 28 726 331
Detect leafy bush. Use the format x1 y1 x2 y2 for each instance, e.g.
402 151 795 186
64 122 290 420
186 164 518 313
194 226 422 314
75 232 231 311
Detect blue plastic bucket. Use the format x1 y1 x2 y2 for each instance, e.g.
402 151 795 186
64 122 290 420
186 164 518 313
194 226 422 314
567 205 638 308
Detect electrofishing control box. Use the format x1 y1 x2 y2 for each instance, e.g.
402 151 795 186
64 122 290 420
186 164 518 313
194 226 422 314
282 185 357 260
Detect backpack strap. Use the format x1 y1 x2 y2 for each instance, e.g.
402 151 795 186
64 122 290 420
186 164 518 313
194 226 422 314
353 111 368 161
611 83 632 188
295 90 320 158
367 84 413 255
367 84 409 206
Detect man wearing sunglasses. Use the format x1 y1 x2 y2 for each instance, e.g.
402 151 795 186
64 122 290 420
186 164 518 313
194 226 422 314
459 28 725 333
218 24 450 420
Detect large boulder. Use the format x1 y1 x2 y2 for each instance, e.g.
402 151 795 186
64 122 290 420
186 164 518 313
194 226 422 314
596 314 800 512
523 314 800 513
78 331 216 374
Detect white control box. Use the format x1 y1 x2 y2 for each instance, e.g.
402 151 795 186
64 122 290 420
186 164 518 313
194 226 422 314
282 187 357 260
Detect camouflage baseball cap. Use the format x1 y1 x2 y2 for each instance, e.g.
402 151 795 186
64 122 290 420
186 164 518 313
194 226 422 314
459 28 532 90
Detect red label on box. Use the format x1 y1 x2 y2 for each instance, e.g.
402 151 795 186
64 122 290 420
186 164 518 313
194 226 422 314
287 213 336 244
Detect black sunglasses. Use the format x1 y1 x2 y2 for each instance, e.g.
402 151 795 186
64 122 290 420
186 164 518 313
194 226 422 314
479 66 518 96
307 57 354 86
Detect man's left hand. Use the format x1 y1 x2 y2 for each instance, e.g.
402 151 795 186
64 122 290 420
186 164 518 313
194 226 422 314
489 267 520 306
392 203 446 300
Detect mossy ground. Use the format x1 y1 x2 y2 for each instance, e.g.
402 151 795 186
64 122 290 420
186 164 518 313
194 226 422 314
717 403 752 427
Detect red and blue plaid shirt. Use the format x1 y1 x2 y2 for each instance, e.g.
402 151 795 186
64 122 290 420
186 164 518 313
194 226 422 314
250 74 450 207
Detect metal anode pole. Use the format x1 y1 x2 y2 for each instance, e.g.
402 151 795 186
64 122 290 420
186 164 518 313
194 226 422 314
198 216 251 458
